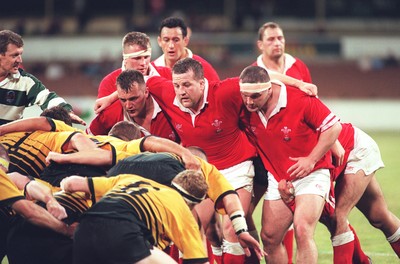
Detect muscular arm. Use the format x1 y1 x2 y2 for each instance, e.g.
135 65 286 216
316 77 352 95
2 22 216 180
142 136 200 170
0 117 52 135
46 148 113 166
11 199 72 237
221 193 264 260
288 122 342 179
269 72 317 96
60 176 90 194
8 172 67 220
94 91 119 114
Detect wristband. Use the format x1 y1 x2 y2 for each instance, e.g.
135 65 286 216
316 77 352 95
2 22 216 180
229 210 248 236
23 180 35 198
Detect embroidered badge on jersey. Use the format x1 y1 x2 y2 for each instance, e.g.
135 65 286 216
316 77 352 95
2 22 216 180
175 124 183 132
211 119 223 133
281 126 292 141
6 91 16 104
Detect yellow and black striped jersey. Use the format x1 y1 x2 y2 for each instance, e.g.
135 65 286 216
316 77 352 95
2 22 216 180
0 130 80 178
108 152 235 215
0 119 82 178
45 118 145 165
84 174 207 261
0 170 24 207
53 191 91 225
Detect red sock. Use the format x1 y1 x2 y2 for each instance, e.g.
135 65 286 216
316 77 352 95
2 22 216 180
206 240 216 264
222 253 245 264
390 239 400 258
333 241 354 264
168 244 180 263
349 225 370 263
244 247 260 264
283 228 294 264
214 254 223 264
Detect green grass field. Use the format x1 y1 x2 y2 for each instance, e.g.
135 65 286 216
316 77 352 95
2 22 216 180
253 131 400 263
1 131 399 264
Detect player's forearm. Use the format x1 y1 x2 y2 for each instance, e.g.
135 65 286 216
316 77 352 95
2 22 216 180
12 200 70 236
221 193 244 215
7 172 32 190
308 122 342 164
61 176 90 194
269 72 317 95
0 117 51 135
25 181 54 204
142 136 191 157
47 149 113 166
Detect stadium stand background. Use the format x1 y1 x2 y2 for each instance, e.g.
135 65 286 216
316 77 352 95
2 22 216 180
2 0 400 130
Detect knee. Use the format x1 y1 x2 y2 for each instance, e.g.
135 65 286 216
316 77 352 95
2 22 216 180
260 228 279 248
294 223 313 242
367 215 386 230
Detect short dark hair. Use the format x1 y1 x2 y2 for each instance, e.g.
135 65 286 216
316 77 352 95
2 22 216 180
116 70 146 92
239 65 270 83
0 30 24 54
172 58 204 80
159 17 188 37
40 106 73 126
258 22 282 41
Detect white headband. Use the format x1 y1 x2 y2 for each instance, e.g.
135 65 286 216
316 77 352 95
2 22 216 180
122 48 152 60
171 181 206 205
239 81 271 93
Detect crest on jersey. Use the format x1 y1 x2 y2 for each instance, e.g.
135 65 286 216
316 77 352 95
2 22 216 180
211 119 223 133
6 91 16 104
281 126 291 141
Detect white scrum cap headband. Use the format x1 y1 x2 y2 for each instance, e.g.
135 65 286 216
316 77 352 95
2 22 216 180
239 81 271 93
123 48 152 60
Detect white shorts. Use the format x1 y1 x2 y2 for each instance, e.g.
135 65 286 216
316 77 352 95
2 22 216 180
220 160 254 192
345 127 385 175
264 169 331 201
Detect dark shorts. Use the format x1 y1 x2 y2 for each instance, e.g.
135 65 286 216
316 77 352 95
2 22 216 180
7 216 73 264
40 162 106 187
107 153 185 185
252 156 268 187
73 217 152 264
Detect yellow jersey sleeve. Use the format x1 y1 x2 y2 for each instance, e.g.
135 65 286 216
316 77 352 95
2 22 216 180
0 171 24 206
163 191 208 262
198 157 236 215
48 118 80 132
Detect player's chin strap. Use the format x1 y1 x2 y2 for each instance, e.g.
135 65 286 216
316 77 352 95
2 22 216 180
0 157 9 171
171 181 206 205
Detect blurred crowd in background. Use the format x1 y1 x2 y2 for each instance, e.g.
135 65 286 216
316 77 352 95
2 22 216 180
1 0 400 102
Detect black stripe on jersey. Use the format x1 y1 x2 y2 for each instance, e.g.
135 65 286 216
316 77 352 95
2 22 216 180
56 193 89 213
6 136 49 178
1 134 47 177
0 87 28 107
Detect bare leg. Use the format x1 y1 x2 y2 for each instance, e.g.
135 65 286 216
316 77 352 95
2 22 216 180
261 199 292 264
356 175 400 237
294 194 325 264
